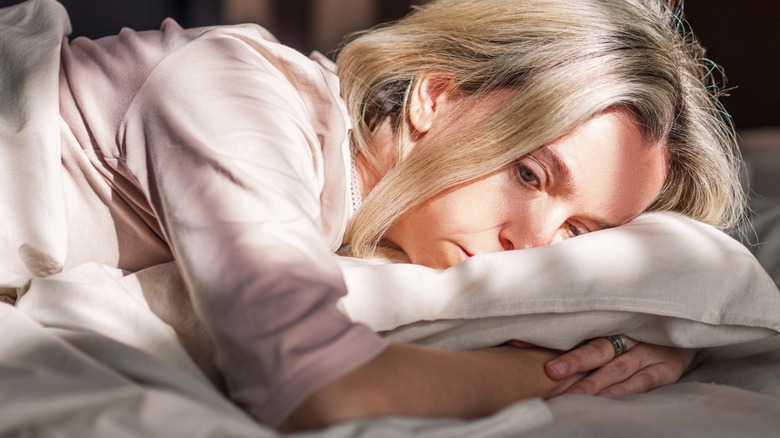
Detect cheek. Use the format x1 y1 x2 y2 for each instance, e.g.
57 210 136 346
399 199 459 238
386 170 524 248
424 187 500 231
384 203 441 250
419 173 525 232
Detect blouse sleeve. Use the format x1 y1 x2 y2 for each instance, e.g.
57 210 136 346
118 27 387 427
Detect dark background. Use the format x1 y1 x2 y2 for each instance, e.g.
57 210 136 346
1 0 777 131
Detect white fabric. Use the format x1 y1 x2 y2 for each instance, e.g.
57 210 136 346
5 260 780 436
338 212 780 358
2 0 388 427
523 383 780 437
5 272 554 437
0 301 272 438
0 0 70 288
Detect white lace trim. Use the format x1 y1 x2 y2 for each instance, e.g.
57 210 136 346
349 147 363 215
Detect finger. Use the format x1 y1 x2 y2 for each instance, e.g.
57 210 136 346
596 361 683 399
568 344 691 397
545 336 636 380
505 339 535 348
563 347 647 395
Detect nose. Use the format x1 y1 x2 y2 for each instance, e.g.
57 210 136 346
498 210 568 250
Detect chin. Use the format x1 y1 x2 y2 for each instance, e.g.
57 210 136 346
410 253 455 270
408 241 474 269
375 247 411 264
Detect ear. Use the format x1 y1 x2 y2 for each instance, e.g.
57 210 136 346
408 74 454 135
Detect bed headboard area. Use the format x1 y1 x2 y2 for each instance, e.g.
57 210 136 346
0 0 774 132
741 129 780 199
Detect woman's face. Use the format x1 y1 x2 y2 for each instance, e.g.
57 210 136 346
383 107 668 269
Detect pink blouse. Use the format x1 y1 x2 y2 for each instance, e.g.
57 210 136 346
56 10 387 427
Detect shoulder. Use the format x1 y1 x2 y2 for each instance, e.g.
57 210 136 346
123 21 335 108
123 22 349 141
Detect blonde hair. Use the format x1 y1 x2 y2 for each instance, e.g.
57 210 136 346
336 0 745 258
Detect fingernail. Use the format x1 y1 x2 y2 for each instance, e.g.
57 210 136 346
546 360 568 378
597 392 613 399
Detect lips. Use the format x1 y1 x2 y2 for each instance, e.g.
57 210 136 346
458 244 474 259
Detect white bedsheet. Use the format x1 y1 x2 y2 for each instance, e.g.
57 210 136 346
2 260 779 437
2 265 553 437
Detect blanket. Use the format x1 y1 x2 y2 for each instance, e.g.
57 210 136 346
3 261 780 437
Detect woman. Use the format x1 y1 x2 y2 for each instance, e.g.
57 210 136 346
1 0 743 432
289 0 740 428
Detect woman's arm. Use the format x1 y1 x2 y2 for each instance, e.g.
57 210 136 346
118 27 390 426
281 343 582 431
281 337 698 431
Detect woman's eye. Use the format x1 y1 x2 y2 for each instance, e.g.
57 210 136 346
516 161 541 188
566 222 588 238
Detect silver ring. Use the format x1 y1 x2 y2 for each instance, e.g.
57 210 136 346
606 335 628 358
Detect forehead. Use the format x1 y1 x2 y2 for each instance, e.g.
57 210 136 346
543 109 668 226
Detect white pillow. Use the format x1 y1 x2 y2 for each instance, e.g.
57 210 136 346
337 212 780 358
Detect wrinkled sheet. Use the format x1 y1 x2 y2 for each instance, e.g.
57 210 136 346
2 261 780 437
337 212 780 358
1 264 552 437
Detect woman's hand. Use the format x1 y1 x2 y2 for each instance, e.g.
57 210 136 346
543 337 698 399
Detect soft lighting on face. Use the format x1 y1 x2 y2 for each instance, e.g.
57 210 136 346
385 107 667 269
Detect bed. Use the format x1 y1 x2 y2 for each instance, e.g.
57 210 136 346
2 1 780 437
4 168 780 438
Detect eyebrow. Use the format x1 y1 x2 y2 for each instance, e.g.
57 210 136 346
534 146 619 230
535 146 574 192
